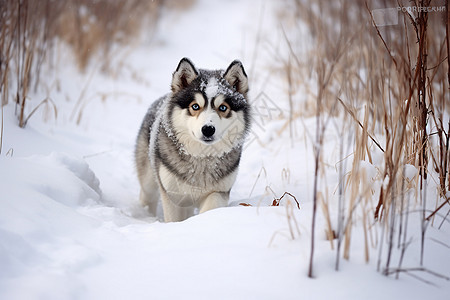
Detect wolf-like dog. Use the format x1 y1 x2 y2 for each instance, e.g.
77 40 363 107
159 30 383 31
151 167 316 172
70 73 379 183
135 58 251 222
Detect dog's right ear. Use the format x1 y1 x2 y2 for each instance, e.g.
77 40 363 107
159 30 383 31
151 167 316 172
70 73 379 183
171 57 199 93
224 60 249 96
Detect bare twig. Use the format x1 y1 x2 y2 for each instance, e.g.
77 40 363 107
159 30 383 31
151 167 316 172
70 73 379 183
385 267 450 282
271 191 300 209
337 97 385 153
426 195 450 221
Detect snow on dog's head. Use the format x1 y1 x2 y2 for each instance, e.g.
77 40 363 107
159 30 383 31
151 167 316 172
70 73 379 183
168 58 251 157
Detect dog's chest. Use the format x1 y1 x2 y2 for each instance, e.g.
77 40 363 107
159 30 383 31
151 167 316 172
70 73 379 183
156 132 241 183
158 163 237 204
159 150 238 184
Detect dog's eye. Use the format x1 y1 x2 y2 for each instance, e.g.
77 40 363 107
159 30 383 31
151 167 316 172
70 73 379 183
191 103 200 111
218 105 227 112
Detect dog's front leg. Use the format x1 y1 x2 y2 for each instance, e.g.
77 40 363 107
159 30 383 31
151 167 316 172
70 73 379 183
160 188 194 222
199 191 229 214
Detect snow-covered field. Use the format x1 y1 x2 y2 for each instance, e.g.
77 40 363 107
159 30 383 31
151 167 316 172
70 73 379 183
1 1 449 299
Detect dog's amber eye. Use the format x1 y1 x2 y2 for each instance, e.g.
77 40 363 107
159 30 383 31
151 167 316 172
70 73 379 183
191 103 200 111
218 104 227 112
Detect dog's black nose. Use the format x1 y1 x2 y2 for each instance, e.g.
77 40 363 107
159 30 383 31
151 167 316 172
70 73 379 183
202 125 215 138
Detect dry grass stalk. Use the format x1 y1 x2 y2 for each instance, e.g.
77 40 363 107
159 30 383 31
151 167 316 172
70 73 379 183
344 106 371 260
318 191 334 250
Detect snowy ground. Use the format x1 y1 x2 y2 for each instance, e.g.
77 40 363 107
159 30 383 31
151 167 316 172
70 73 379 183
1 1 449 299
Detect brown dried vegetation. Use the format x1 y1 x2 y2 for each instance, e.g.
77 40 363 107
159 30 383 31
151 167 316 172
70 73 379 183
277 0 449 280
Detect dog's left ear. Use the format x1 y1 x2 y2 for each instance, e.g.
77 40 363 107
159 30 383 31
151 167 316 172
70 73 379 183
224 60 249 96
172 57 199 93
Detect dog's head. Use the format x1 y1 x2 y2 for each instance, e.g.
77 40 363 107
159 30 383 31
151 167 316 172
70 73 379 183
167 58 251 157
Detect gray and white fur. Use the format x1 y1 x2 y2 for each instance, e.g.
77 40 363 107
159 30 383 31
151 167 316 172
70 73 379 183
135 58 251 222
